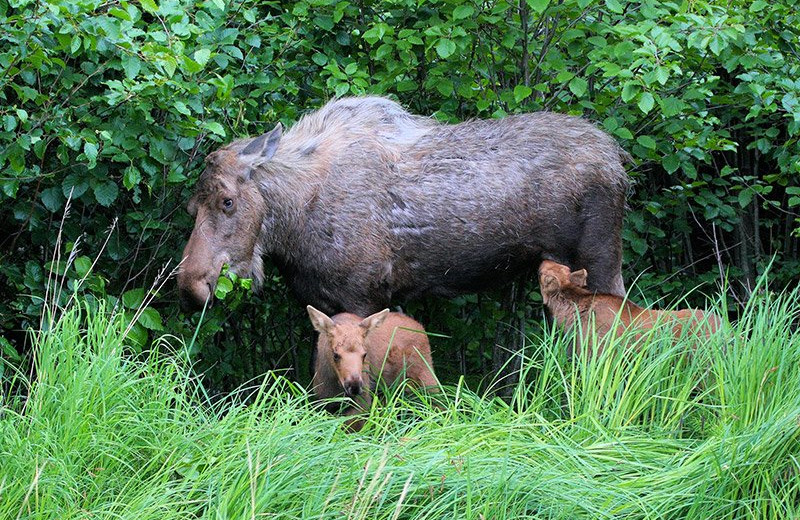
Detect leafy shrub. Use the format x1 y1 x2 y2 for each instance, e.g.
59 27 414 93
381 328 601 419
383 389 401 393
1 0 798 387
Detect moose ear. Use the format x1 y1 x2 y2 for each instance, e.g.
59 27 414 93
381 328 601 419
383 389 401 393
359 309 390 333
240 122 283 161
568 269 588 288
307 305 334 334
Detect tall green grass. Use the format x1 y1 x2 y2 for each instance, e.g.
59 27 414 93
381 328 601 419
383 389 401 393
1 286 799 519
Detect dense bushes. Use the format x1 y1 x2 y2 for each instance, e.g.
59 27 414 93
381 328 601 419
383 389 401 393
1 0 798 385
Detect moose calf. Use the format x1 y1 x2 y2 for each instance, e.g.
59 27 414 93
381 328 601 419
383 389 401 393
307 305 438 430
538 260 720 355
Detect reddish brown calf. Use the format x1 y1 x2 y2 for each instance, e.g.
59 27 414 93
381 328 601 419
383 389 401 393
307 306 438 430
538 260 721 355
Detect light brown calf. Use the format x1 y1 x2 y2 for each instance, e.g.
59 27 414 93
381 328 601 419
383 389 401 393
307 305 438 430
538 260 720 355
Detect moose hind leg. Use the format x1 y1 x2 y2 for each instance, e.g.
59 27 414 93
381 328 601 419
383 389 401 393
576 189 626 297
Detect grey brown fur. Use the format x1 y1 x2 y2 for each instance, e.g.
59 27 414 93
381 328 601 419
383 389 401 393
178 96 630 314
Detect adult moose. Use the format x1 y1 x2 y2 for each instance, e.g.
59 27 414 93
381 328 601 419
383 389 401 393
177 96 629 315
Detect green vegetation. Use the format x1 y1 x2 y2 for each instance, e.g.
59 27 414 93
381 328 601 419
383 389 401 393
1 279 798 518
2 1 798 514
1 0 799 384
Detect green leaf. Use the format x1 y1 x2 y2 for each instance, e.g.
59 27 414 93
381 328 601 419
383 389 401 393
613 127 633 140
513 85 533 103
568 77 588 97
527 0 550 14
637 92 654 114
621 82 640 103
62 174 89 199
140 0 159 14
313 15 334 30
605 0 624 14
738 189 754 208
121 54 141 79
123 166 142 190
167 170 188 183
659 96 685 117
435 38 456 59
124 322 148 353
93 181 119 207
84 142 99 166
436 79 454 96
312 53 327 66
173 101 191 116
108 7 132 20
204 121 225 136
662 154 680 174
4 115 17 132
138 307 164 331
334 82 350 97
636 135 657 150
122 288 145 309
362 24 387 45
0 336 21 362
74 256 92 277
180 56 203 75
453 5 474 19
709 35 725 56
555 70 574 83
215 276 234 299
194 48 211 67
630 236 648 256
41 187 64 212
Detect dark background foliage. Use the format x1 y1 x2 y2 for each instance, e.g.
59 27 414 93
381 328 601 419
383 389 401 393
1 0 798 388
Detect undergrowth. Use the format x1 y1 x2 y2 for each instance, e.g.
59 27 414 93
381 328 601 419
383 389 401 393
1 283 799 519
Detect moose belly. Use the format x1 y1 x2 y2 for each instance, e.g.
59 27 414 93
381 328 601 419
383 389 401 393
393 240 541 300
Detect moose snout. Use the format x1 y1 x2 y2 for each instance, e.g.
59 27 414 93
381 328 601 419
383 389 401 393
177 275 214 312
343 377 363 397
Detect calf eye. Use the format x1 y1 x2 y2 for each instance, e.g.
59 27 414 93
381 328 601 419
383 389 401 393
333 353 341 362
222 198 233 210
362 353 367 361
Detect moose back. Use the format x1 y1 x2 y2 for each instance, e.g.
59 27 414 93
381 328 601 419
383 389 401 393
177 96 630 315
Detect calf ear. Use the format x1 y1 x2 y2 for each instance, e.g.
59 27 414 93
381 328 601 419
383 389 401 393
240 122 283 162
307 305 334 334
540 274 560 294
569 269 588 288
360 309 390 333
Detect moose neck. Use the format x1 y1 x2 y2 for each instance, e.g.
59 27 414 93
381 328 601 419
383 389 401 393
253 159 318 257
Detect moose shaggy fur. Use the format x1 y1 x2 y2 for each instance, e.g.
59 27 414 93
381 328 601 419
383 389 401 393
178 96 630 314
539 260 721 355
307 305 437 430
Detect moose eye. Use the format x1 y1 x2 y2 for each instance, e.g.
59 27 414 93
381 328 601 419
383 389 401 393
333 353 341 362
222 198 233 210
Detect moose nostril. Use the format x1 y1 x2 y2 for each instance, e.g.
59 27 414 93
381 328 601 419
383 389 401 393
178 279 215 312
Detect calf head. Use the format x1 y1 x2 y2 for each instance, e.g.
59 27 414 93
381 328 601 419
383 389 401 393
177 124 283 310
538 260 588 304
307 306 390 397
